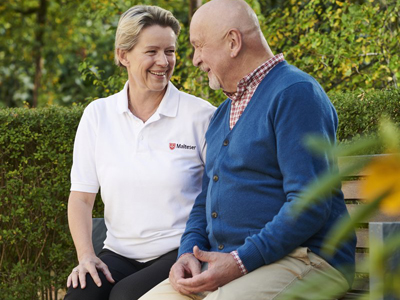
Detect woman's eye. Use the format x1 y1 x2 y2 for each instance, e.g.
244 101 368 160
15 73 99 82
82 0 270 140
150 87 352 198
166 50 175 55
147 50 156 54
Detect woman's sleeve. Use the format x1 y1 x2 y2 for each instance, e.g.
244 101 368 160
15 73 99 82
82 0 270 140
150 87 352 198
70 104 100 193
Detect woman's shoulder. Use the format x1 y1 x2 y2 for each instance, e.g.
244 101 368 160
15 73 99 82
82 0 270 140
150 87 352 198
83 91 122 115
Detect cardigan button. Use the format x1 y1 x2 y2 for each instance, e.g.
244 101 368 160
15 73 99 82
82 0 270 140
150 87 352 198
223 139 229 146
213 175 219 182
211 212 218 218
218 244 224 250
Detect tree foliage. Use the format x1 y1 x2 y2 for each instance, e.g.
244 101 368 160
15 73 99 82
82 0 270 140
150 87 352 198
263 0 399 92
0 0 399 108
0 0 94 107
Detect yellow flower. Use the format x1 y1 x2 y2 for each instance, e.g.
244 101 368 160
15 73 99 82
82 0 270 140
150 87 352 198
361 154 400 215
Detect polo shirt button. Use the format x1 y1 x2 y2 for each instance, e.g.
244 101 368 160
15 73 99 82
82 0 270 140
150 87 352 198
211 212 218 218
213 175 219 182
218 244 224 250
223 139 229 146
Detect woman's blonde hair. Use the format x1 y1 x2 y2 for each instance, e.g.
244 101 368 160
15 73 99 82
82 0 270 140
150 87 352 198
114 5 181 67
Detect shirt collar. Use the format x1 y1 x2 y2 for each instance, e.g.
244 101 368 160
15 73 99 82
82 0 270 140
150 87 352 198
116 81 179 118
157 82 179 118
116 81 130 114
224 53 285 101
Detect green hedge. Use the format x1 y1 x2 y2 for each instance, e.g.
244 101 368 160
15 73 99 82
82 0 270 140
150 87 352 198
0 88 399 299
0 106 80 299
330 88 400 143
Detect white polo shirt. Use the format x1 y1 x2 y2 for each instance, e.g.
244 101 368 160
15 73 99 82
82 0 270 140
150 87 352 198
71 81 216 261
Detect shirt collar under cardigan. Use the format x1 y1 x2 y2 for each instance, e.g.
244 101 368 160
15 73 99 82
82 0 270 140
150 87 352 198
224 53 285 102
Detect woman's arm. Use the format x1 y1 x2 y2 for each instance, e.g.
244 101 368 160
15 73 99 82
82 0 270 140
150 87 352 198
67 191 114 289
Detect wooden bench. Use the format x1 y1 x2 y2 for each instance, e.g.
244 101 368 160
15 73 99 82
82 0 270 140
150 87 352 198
92 154 400 299
339 155 400 299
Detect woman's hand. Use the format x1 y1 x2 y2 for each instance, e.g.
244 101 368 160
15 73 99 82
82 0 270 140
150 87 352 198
67 192 114 289
67 253 115 289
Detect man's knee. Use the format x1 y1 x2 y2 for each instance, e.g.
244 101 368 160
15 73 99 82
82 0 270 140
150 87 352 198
139 279 189 300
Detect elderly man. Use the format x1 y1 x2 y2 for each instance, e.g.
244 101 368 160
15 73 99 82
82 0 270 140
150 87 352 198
140 0 356 299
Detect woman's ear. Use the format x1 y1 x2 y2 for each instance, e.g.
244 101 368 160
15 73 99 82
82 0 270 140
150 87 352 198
117 49 129 67
227 28 242 58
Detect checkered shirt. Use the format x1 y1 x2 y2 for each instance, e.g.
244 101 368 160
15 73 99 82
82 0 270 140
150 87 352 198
224 53 285 130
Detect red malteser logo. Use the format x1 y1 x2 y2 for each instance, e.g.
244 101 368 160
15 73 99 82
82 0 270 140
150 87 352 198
169 143 176 150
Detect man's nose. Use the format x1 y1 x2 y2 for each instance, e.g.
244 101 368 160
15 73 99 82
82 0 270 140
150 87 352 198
192 49 201 67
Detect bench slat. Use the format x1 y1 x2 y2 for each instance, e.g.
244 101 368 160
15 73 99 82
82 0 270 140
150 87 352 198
351 277 369 291
341 277 369 299
355 253 368 273
346 204 400 223
355 228 368 248
338 155 380 176
342 180 364 200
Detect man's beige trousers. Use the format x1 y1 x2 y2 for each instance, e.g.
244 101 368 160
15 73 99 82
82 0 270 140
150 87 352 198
139 247 349 300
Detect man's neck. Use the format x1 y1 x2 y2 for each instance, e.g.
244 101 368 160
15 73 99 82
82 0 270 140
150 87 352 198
225 51 275 93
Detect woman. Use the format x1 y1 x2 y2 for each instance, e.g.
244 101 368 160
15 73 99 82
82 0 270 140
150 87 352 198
64 5 215 300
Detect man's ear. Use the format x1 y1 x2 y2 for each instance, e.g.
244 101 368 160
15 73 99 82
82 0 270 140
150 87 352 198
117 49 129 67
227 29 242 58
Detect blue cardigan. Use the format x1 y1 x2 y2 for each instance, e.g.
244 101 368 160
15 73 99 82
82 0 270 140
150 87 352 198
179 61 356 285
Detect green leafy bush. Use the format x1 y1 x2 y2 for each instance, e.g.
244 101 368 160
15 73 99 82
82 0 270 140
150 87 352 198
331 88 400 153
0 106 102 299
0 88 399 298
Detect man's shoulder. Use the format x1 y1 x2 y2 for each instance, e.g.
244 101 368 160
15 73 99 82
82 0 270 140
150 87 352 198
269 61 317 85
259 61 324 97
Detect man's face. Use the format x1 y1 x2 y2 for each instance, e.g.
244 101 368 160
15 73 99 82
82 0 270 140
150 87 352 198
190 22 230 91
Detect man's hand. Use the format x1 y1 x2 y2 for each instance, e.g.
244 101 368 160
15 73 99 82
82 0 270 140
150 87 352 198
176 246 243 294
67 253 114 289
169 252 202 294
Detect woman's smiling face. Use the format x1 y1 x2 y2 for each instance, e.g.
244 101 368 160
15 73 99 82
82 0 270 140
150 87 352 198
124 25 177 95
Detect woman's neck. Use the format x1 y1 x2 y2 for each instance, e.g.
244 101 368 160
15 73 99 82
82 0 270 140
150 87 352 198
127 86 166 123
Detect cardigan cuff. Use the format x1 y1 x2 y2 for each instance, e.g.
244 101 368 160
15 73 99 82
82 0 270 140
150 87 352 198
237 241 266 273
